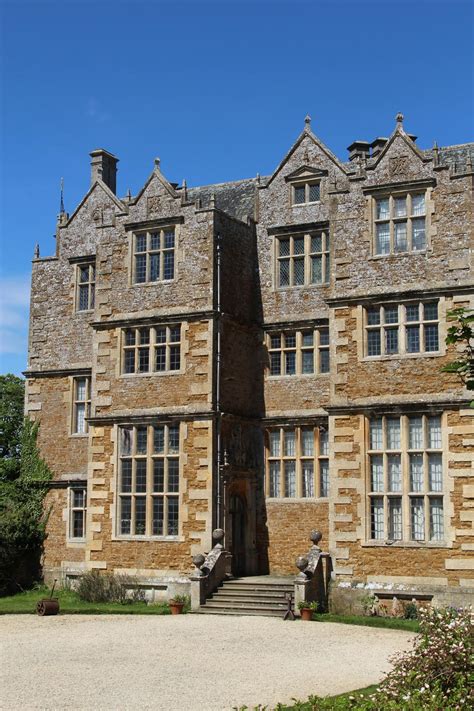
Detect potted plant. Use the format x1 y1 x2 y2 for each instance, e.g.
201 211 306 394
169 593 189 615
297 600 318 621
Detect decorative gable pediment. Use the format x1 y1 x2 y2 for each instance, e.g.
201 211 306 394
284 165 329 182
65 180 127 228
132 162 179 219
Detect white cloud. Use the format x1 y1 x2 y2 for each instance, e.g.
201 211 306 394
0 275 30 357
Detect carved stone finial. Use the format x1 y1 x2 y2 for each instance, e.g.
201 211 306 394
295 555 309 572
310 530 322 546
34 243 40 259
304 114 311 128
210 193 216 208
192 553 205 569
182 179 187 188
256 173 260 183
154 157 161 168
396 112 404 125
212 528 225 546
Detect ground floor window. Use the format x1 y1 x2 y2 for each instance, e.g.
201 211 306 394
117 424 180 537
368 414 444 542
69 487 86 539
265 425 329 498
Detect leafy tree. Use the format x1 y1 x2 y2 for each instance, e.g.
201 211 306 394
0 376 52 594
0 374 25 481
442 307 474 403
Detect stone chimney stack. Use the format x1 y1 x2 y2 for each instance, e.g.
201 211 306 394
90 149 119 194
347 140 370 162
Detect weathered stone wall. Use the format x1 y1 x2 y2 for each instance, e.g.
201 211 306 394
25 376 89 478
43 488 86 581
92 319 213 418
264 501 329 575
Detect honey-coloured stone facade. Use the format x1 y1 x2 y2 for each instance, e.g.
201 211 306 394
26 117 473 603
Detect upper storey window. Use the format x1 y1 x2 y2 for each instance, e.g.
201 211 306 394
267 328 329 375
292 181 320 206
365 301 439 357
133 227 175 284
276 230 329 288
374 192 426 255
122 324 181 374
76 263 95 311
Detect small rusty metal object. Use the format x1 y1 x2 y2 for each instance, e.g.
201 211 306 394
36 579 60 616
283 592 295 621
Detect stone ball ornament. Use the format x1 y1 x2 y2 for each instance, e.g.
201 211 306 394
295 556 309 572
192 553 206 569
310 530 323 546
212 528 225 545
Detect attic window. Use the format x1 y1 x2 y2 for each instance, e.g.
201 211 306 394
292 181 320 206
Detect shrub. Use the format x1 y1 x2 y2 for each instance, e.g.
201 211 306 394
403 602 419 620
366 605 473 709
76 571 145 604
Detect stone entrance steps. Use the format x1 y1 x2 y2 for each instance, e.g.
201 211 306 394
199 577 294 617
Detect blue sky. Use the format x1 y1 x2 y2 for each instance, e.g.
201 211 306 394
0 0 473 376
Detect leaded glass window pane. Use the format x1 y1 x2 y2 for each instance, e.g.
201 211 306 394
320 459 329 497
388 498 402 540
302 350 314 373
309 183 320 202
269 431 280 457
428 453 443 492
284 461 296 497
429 498 444 540
370 455 384 492
279 260 290 287
368 330 381 356
311 255 322 283
406 325 420 353
370 419 383 450
412 218 426 250
424 324 439 352
376 198 389 219
409 417 423 449
294 186 305 204
394 197 407 217
412 194 425 216
302 461 314 497
410 454 424 492
301 429 314 457
388 455 402 491
376 223 390 254
371 498 384 539
319 429 329 456
387 418 401 449
269 462 280 497
428 416 442 449
394 222 408 252
284 430 296 456
410 497 425 541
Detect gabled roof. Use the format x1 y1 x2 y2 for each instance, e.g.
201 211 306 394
264 119 349 188
131 160 178 205
367 113 430 170
64 179 128 227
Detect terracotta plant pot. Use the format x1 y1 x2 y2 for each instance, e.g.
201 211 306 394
300 607 313 621
169 601 185 615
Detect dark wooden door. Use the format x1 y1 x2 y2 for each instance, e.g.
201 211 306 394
230 494 246 577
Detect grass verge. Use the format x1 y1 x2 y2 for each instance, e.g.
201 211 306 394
0 586 170 615
236 684 379 710
312 612 419 632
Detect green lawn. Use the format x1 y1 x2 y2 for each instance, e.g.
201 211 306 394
0 586 170 615
236 685 379 710
312 612 419 633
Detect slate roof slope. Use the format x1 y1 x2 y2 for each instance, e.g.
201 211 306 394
187 177 268 223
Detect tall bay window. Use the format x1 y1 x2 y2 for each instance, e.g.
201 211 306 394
368 415 444 543
118 424 180 537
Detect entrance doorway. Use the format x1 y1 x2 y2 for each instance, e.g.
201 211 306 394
230 494 246 577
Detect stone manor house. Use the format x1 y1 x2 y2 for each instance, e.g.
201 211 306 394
26 114 474 610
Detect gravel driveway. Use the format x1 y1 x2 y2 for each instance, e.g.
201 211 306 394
0 614 414 710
